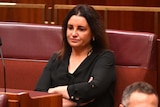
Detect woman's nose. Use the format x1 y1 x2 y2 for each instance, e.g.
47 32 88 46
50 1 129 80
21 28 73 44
72 30 78 36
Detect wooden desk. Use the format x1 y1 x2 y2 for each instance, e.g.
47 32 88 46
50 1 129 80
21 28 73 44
0 88 62 107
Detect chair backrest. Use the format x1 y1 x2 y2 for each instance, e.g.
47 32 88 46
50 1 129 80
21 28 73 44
0 22 62 60
0 22 62 90
106 29 157 107
107 29 157 69
0 94 8 107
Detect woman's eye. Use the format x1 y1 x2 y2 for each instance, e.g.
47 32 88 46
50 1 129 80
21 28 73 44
79 27 86 31
68 25 73 30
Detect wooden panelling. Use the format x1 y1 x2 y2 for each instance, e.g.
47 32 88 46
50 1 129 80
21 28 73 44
0 8 44 23
0 3 46 24
0 0 67 24
107 11 155 33
0 0 160 29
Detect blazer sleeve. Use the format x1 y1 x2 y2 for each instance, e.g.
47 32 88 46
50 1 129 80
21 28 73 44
67 51 116 103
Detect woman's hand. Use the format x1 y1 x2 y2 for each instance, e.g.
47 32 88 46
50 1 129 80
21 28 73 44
63 98 77 107
48 87 77 107
48 86 95 106
48 86 69 99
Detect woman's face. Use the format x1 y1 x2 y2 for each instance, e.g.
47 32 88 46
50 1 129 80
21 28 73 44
66 15 92 49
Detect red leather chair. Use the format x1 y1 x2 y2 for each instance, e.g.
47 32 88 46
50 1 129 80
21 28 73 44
106 29 157 107
0 22 62 90
0 94 8 107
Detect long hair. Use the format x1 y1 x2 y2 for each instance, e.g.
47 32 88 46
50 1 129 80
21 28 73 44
57 4 108 60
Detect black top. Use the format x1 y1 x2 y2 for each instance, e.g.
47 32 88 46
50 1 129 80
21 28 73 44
35 50 116 107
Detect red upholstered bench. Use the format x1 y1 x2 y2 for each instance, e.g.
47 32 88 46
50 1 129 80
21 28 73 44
0 22 157 107
106 30 157 107
0 22 62 90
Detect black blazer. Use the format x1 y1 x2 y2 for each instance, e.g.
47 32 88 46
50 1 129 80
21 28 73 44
35 50 116 107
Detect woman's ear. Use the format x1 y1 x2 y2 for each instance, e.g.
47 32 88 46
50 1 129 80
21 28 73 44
119 104 124 107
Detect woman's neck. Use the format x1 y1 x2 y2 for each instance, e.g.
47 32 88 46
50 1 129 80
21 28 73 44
71 46 92 57
68 46 93 74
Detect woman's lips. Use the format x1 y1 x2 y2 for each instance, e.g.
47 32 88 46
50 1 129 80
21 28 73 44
70 38 79 43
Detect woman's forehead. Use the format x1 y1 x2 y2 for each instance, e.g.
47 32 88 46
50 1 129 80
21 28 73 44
68 15 89 27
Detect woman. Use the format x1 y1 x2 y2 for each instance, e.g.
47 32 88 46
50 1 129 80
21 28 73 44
35 4 116 107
